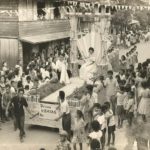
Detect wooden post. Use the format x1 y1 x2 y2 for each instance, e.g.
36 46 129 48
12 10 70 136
18 41 24 67
45 0 51 20
70 16 78 77
33 0 38 20
99 6 111 59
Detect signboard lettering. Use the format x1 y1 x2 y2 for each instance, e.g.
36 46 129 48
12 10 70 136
39 103 59 120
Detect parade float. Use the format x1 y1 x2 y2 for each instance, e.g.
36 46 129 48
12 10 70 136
25 78 85 128
25 0 112 129
25 0 150 130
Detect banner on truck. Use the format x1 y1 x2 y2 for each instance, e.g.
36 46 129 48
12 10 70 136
26 95 40 114
39 103 59 120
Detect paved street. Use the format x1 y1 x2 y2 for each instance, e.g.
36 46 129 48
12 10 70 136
0 41 149 150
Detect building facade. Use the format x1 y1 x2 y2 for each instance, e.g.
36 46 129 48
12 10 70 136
0 0 112 75
0 0 70 69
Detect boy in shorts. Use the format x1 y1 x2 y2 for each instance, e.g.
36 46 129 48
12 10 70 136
104 102 116 146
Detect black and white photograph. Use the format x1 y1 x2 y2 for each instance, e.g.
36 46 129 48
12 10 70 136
0 0 150 150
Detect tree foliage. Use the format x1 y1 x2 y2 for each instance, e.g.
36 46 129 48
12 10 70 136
111 10 132 26
134 10 150 29
111 8 150 31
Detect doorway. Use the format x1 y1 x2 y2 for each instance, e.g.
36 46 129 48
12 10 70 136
22 42 32 71
39 42 49 61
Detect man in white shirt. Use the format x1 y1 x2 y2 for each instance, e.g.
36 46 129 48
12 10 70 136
119 69 126 80
55 91 71 140
15 60 23 78
105 70 119 115
10 81 16 95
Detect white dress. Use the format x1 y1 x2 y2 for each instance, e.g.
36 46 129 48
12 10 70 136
52 62 57 70
80 54 97 82
95 80 106 105
57 60 70 84
138 89 150 115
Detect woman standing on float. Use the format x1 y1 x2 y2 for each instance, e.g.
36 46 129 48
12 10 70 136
80 47 97 83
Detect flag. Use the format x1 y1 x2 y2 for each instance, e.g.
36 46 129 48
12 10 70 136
140 6 143 10
136 6 140 10
125 6 128 10
129 6 132 10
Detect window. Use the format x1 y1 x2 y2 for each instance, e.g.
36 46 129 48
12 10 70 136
53 2 61 19
106 6 110 13
37 0 46 19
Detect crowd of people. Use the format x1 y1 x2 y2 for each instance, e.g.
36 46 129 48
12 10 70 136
0 41 150 150
54 45 150 150
113 29 143 49
0 45 72 142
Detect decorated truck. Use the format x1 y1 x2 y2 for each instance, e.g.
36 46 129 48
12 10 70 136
25 78 85 129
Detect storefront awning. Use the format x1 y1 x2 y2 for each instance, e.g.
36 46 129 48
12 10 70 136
20 32 70 44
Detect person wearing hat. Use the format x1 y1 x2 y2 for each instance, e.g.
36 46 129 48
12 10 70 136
55 91 71 140
55 130 71 150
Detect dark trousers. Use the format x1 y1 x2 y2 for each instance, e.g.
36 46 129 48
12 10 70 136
57 70 72 80
110 97 117 115
0 99 2 121
127 112 134 126
57 70 61 80
62 113 71 140
14 115 25 139
101 128 106 150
